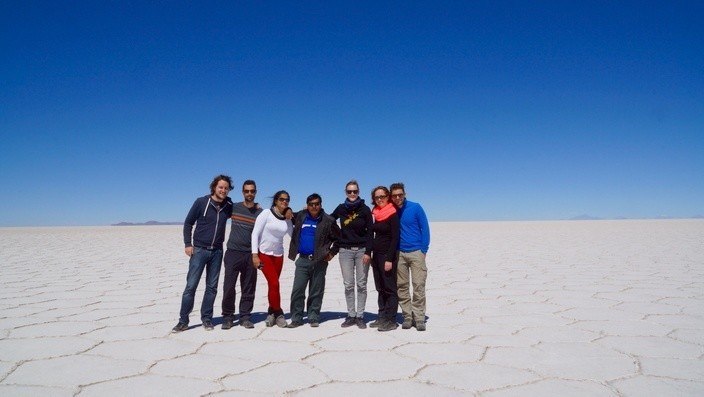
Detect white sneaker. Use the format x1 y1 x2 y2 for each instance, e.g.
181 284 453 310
275 315 288 328
265 314 275 327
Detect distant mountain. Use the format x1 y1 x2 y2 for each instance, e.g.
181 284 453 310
569 214 602 221
112 221 182 226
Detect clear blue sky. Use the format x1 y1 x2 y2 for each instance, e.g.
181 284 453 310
1 1 702 226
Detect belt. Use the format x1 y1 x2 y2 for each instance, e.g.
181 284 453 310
197 246 220 251
299 254 314 260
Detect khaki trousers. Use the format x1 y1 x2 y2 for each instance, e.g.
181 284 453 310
396 250 427 323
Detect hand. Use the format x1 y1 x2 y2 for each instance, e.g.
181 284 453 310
384 261 392 272
284 208 294 220
185 247 193 257
325 253 334 262
362 254 371 265
252 254 262 270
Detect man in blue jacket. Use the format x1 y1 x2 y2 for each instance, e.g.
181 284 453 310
390 182 430 331
173 175 234 332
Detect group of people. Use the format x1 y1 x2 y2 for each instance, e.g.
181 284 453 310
172 175 430 334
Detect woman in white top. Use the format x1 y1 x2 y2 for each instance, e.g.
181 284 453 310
251 190 293 327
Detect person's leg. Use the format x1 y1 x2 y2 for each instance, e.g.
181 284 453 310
179 248 208 324
382 256 399 323
221 249 237 320
201 249 223 322
396 251 412 324
306 260 328 323
338 248 356 318
353 249 369 318
408 250 427 324
236 250 257 321
290 257 312 323
259 253 283 314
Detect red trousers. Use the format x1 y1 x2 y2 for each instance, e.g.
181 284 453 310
259 253 284 315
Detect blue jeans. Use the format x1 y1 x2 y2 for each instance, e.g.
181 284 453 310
179 247 223 324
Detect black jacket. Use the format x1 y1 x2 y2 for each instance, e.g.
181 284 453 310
331 199 373 254
183 195 233 249
288 209 340 262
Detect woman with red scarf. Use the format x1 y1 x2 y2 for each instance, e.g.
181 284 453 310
368 186 400 332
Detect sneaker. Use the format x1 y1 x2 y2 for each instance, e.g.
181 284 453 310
310 321 319 327
369 319 382 328
356 317 367 329
401 318 413 329
171 322 188 333
265 314 276 327
275 315 288 328
287 320 303 328
202 320 214 331
415 321 426 331
378 320 398 332
341 316 356 328
221 318 234 330
240 318 254 329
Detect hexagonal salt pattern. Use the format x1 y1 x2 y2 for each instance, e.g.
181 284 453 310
1 221 703 395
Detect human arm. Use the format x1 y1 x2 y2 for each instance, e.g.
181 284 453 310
183 198 200 252
417 205 430 255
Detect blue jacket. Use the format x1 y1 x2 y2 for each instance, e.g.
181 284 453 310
183 195 233 249
397 199 430 254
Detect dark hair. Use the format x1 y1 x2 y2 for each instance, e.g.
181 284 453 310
345 179 359 190
210 174 233 194
242 179 256 189
389 182 405 193
371 186 390 202
271 190 290 207
306 193 322 204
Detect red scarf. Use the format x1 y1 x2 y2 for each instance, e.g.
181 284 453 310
372 203 396 222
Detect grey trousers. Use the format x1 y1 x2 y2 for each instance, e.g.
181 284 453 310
338 247 370 318
397 250 427 323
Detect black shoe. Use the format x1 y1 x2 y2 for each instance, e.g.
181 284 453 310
378 320 398 332
341 316 356 328
202 320 214 331
240 318 255 329
287 321 303 328
222 318 234 330
369 319 382 328
356 317 367 329
310 321 320 327
172 322 188 333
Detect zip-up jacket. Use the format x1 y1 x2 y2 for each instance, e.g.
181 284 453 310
288 209 341 263
331 199 373 254
183 195 233 249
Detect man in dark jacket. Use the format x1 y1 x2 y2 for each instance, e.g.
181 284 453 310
287 193 340 328
173 175 233 333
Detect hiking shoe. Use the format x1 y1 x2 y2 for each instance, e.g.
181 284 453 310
275 315 288 328
378 320 398 332
369 319 382 328
240 318 254 329
264 314 276 327
341 316 356 328
415 321 426 331
310 321 319 327
221 317 234 330
401 318 413 329
356 317 367 329
202 320 214 331
172 322 188 333
287 321 303 328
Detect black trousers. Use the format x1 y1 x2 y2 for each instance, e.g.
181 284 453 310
371 251 398 322
221 249 257 319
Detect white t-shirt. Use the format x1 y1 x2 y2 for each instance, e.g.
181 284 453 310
251 209 293 256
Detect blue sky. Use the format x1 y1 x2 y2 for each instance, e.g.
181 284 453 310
1 1 702 226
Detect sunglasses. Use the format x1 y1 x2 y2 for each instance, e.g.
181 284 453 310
277 197 290 202
346 190 359 195
307 201 321 207
391 193 405 199
243 189 256 194
374 195 388 200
